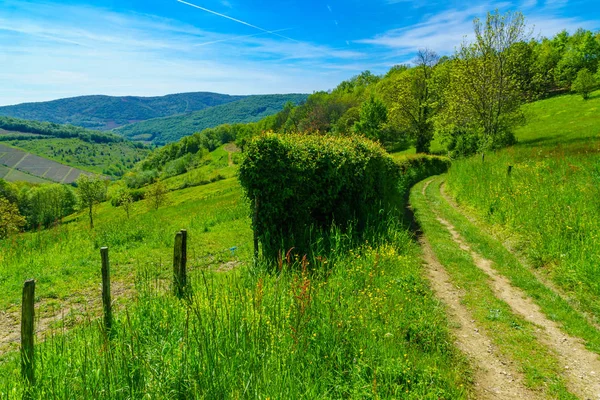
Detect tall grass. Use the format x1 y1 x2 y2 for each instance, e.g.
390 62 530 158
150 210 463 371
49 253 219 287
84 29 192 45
1 217 469 398
446 142 600 318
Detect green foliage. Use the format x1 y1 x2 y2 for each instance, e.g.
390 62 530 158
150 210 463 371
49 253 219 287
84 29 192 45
115 94 308 145
6 138 148 177
75 174 107 228
0 176 468 398
0 92 245 130
18 184 77 229
239 133 401 261
353 96 388 141
0 196 25 238
571 68 597 99
394 154 452 196
435 10 527 154
0 116 124 144
146 180 169 210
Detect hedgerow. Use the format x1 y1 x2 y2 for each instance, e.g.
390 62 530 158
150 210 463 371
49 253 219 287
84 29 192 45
239 133 401 261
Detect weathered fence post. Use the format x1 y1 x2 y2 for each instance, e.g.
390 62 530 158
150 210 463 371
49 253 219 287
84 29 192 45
100 247 112 333
21 279 35 391
173 230 187 298
253 196 259 263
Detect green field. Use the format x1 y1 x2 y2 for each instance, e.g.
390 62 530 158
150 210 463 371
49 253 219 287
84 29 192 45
0 152 471 397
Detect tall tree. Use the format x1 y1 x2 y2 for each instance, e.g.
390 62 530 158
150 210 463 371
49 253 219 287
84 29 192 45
76 174 106 229
438 10 529 153
382 49 439 153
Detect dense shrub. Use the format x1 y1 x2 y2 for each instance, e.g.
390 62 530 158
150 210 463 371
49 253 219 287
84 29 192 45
395 154 452 196
239 133 401 261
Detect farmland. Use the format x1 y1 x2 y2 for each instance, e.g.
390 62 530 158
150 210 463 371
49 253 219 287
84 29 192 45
0 143 93 184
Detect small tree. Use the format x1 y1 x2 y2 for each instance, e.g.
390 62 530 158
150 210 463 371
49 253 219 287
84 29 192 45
118 191 134 218
147 180 168 210
572 68 597 100
0 197 25 238
76 174 106 229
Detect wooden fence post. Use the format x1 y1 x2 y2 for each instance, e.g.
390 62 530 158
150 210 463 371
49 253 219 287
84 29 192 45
21 279 35 390
100 247 112 333
173 230 187 298
253 196 259 263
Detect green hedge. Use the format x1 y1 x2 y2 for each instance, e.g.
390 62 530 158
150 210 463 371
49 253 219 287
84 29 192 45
239 133 401 261
395 154 452 198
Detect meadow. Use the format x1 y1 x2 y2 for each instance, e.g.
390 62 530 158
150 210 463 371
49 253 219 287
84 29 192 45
0 151 469 398
445 90 600 322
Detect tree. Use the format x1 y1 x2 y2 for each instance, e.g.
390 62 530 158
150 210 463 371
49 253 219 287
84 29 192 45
382 49 439 153
572 68 597 100
353 96 388 141
0 197 25 239
147 180 168 210
118 190 134 218
76 174 106 229
438 10 529 153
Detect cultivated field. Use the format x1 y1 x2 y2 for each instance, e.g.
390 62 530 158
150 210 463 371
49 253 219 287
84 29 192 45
0 143 93 183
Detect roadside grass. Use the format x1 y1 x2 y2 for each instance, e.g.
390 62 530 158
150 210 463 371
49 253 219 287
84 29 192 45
411 177 576 399
446 143 600 322
0 177 470 398
431 175 600 353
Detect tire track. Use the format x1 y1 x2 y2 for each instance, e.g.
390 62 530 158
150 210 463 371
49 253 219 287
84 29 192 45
432 179 600 400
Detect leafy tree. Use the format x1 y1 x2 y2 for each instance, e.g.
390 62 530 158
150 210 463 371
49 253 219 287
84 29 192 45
381 49 439 153
438 10 528 154
118 191 134 218
353 96 388 141
76 174 106 229
572 68 597 99
0 197 25 239
147 180 169 210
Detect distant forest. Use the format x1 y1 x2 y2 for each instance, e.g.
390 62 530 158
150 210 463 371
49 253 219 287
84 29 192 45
139 12 600 173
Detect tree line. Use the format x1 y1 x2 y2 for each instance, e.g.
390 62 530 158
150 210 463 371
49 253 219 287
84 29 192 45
139 9 599 170
0 116 141 145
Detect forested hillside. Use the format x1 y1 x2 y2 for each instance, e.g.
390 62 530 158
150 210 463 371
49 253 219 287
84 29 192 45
135 22 600 175
0 116 148 177
114 94 308 145
0 92 245 130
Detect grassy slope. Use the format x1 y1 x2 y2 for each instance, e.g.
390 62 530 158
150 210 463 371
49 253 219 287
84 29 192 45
115 94 308 144
0 150 469 398
445 90 600 322
7 137 148 175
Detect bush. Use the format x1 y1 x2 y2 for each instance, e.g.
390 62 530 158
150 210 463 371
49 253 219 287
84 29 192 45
239 133 401 261
395 154 452 197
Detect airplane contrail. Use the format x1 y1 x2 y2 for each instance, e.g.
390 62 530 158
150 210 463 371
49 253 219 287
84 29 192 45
176 0 301 44
194 28 291 47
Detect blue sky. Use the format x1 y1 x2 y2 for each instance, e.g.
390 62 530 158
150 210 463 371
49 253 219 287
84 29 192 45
0 0 598 106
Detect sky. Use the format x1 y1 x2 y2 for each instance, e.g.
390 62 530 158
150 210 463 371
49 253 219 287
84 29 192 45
0 0 598 106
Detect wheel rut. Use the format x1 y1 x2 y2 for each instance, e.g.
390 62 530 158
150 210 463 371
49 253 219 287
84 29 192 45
426 178 600 400
417 179 541 399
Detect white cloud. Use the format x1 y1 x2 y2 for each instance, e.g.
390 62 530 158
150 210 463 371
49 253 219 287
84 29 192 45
358 0 599 56
0 0 374 105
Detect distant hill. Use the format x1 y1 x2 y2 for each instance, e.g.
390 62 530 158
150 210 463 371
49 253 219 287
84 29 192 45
0 116 149 178
114 94 309 145
0 92 246 130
